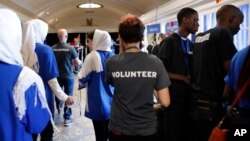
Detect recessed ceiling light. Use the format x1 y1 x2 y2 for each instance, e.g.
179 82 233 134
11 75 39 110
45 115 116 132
77 3 103 9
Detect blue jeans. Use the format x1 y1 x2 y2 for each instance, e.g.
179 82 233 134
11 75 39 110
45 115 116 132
56 77 74 120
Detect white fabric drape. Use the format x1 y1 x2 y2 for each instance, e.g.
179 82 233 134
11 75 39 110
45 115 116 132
0 9 50 121
21 19 48 72
0 9 23 66
78 29 112 78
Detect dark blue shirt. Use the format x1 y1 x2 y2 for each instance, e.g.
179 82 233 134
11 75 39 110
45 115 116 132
52 42 78 79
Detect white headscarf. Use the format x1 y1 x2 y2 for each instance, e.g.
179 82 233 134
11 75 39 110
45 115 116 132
92 29 112 51
78 29 112 78
0 9 50 121
21 19 48 72
0 9 23 66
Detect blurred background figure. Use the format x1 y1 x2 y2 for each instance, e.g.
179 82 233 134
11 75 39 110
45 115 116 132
152 33 166 56
53 29 81 126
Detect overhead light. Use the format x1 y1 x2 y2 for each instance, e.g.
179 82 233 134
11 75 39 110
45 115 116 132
77 3 103 9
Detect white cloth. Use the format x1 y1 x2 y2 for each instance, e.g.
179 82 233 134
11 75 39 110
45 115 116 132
78 29 112 78
48 78 68 102
0 9 51 121
13 66 49 120
21 19 48 72
0 9 23 66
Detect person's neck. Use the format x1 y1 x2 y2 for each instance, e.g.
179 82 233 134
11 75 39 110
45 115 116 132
125 43 141 52
178 28 189 38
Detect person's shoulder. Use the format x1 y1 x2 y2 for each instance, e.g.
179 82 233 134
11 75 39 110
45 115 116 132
106 54 119 63
210 27 231 36
147 54 162 62
235 47 249 58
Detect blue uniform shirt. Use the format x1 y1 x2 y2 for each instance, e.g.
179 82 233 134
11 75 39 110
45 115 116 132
79 51 114 120
0 62 50 141
225 47 250 109
35 43 59 115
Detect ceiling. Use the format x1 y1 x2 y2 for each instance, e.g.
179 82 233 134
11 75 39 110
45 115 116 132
0 0 172 32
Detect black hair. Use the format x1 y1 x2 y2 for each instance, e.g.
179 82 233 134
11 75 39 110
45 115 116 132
87 30 95 40
177 7 198 26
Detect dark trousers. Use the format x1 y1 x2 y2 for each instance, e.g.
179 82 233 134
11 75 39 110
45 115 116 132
161 100 190 141
55 77 74 119
189 101 224 141
32 120 53 141
92 120 109 141
160 81 191 141
109 132 157 141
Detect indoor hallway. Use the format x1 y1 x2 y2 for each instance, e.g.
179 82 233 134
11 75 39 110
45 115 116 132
53 77 96 141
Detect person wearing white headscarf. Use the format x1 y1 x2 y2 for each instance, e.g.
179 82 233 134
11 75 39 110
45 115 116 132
78 29 114 141
21 19 74 141
0 9 51 141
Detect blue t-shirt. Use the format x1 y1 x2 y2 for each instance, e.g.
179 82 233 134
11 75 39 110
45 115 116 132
0 61 50 141
225 47 250 109
35 43 59 115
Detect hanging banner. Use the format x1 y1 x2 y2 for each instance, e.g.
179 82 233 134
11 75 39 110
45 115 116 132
147 24 161 34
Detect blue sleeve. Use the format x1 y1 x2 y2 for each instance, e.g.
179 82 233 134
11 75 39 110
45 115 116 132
20 84 50 134
224 48 249 92
79 74 91 88
43 48 59 81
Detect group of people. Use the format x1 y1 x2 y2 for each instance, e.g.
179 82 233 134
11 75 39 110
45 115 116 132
0 3 249 141
155 4 248 141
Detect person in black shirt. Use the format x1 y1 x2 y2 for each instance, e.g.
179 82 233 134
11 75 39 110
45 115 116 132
152 33 165 55
157 7 199 141
190 5 244 141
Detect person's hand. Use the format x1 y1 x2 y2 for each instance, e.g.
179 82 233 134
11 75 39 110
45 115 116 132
65 96 74 105
183 76 191 85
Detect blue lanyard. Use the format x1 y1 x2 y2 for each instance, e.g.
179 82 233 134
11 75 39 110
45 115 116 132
178 33 191 75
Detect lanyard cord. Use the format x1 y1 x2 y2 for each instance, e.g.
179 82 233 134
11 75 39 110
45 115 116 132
125 46 140 51
177 33 192 75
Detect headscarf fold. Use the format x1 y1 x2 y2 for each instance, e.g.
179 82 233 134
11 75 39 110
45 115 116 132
0 9 23 66
78 29 112 78
21 19 48 72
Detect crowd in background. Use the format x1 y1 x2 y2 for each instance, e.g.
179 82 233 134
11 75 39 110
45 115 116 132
0 3 249 141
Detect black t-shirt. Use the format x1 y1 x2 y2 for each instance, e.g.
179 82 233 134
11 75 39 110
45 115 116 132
157 33 193 76
53 42 78 79
192 27 237 101
157 33 193 100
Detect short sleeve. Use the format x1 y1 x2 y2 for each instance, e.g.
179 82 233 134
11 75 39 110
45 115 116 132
43 48 59 81
70 47 78 59
155 58 171 91
217 29 237 63
157 37 174 70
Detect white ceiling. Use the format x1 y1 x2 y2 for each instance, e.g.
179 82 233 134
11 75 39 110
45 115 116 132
0 0 171 32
